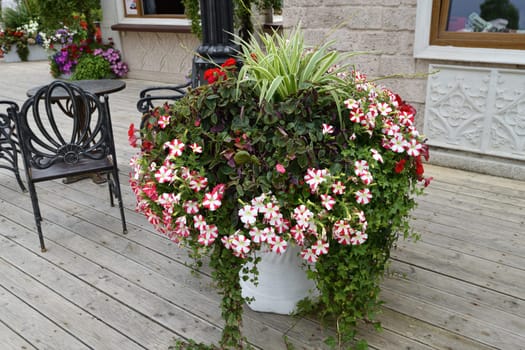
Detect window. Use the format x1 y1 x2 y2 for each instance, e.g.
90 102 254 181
430 0 525 49
124 0 185 17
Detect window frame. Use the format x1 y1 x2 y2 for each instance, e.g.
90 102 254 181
429 0 525 50
122 0 186 19
414 0 525 65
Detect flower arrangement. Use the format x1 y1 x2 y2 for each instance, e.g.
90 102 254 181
47 17 128 79
129 27 431 349
0 19 47 61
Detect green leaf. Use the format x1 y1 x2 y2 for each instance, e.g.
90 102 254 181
233 150 252 165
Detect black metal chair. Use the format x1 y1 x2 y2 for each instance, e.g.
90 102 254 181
0 101 26 192
136 81 191 114
13 80 127 252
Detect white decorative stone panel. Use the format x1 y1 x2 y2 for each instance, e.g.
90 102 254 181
424 65 525 161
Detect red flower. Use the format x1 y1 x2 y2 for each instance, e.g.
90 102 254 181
415 156 425 177
394 159 407 173
400 103 417 117
222 58 236 68
142 140 153 152
128 123 137 148
203 67 225 84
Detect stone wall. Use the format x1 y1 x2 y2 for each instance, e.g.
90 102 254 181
118 31 199 83
283 0 426 128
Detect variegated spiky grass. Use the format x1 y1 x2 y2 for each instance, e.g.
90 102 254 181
236 26 353 105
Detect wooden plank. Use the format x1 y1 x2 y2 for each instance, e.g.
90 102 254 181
381 287 522 350
382 275 525 339
392 240 525 299
0 319 37 350
0 188 317 350
376 308 495 350
414 203 523 237
0 253 146 350
0 283 88 349
410 218 525 265
388 260 525 319
426 180 525 208
0 206 226 348
424 164 525 198
411 208 525 260
0 236 180 350
417 190 525 225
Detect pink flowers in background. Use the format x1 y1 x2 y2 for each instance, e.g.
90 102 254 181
93 47 129 77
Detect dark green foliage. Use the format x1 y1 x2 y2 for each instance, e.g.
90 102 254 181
71 54 111 80
37 0 101 32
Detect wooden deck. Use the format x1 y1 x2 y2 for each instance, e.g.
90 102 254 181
0 61 524 350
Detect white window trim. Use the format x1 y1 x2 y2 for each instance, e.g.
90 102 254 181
414 0 525 65
116 1 191 26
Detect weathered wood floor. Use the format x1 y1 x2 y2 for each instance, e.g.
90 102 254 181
0 61 524 350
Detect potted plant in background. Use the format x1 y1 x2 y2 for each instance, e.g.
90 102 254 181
0 0 49 62
129 27 431 349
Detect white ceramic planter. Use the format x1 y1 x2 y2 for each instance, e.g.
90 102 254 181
3 44 50 62
240 245 317 315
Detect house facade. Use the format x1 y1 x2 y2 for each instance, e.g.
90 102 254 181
103 0 525 180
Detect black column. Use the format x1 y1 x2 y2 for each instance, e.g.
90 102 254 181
191 0 239 87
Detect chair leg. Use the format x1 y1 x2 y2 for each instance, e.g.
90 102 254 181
110 169 127 235
107 172 115 207
27 181 46 252
14 169 26 192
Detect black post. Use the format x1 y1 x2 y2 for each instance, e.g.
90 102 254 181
191 0 239 87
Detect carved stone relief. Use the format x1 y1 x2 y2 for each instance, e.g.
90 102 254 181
424 65 525 161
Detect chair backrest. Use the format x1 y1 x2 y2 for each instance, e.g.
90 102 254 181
17 80 113 172
0 101 20 170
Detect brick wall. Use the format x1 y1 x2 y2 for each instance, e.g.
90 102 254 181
283 0 427 130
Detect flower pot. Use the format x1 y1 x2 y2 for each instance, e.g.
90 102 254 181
3 44 50 62
240 245 317 315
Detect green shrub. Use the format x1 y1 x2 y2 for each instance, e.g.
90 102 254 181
71 54 111 80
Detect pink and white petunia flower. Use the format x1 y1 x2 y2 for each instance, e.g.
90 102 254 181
354 160 369 177
320 194 336 211
158 114 171 129
300 248 319 263
344 98 359 110
268 235 288 254
193 214 207 231
232 234 251 256
355 188 373 205
331 181 346 195
154 165 174 183
350 231 368 245
390 135 409 153
406 139 423 157
311 239 329 256
189 176 208 192
249 227 267 243
183 200 199 214
304 168 329 193
371 149 384 163
322 123 335 135
238 205 258 226
189 142 203 154
202 191 222 211
163 139 185 157
377 102 393 116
